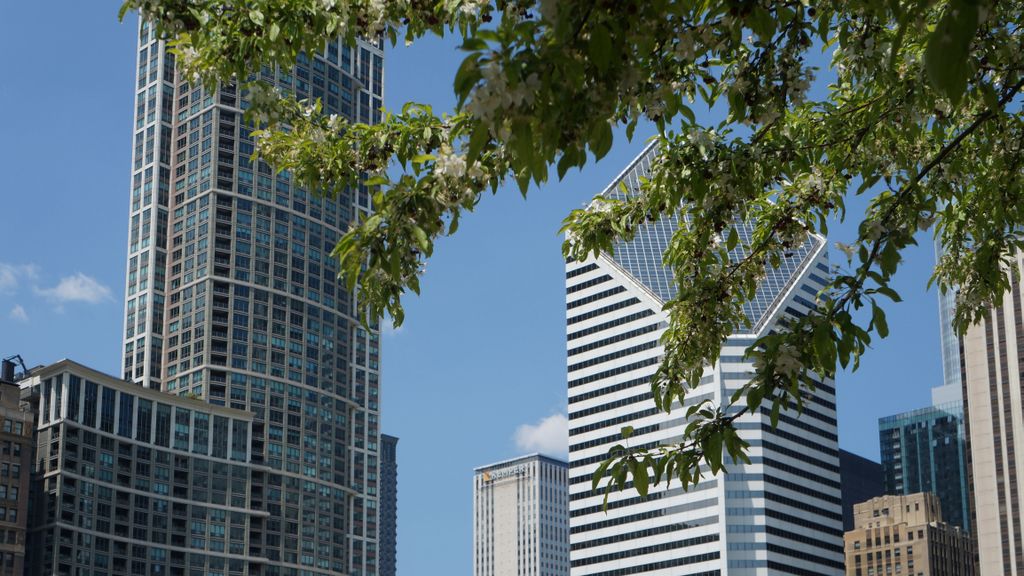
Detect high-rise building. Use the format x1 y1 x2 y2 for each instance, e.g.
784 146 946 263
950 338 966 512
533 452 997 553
379 434 398 576
935 238 963 394
21 359 261 575
473 454 569 576
121 18 385 576
878 386 969 532
960 254 1024 574
0 360 33 575
840 450 883 532
843 493 974 576
566 144 844 575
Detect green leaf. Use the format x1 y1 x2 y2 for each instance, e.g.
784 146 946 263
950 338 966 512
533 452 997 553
620 425 634 439
453 56 481 105
269 23 280 41
589 120 613 160
924 0 980 106
872 302 889 338
591 458 614 492
412 225 429 252
633 463 649 498
588 25 613 73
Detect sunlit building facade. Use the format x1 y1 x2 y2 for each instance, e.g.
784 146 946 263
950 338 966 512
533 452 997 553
566 144 844 575
474 454 569 576
121 18 385 576
878 390 969 532
23 360 259 576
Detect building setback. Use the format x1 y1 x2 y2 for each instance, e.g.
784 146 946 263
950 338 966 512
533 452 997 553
878 386 969 532
843 493 974 576
960 253 1024 574
121 18 384 576
566 143 844 575
474 454 569 576
379 434 398 576
21 359 260 575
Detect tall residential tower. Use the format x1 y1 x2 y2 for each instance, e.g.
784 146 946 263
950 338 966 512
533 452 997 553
122 19 384 576
566 144 844 575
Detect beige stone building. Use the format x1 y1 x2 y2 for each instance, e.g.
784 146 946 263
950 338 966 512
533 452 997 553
960 257 1024 575
844 493 973 576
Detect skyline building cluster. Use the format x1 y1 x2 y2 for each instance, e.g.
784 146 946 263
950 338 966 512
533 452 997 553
0 16 399 576
4 11 1021 576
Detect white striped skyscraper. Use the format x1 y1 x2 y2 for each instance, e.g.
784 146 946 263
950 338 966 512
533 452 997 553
566 144 844 575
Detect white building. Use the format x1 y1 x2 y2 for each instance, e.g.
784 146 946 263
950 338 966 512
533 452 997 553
474 454 570 576
566 144 844 575
960 252 1024 575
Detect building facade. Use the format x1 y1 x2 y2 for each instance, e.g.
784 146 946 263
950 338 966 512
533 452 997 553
0 362 33 575
936 238 963 394
840 450 883 532
960 253 1024 575
878 392 969 532
473 454 569 576
122 18 384 576
566 144 844 575
379 434 398 576
22 359 260 575
843 493 974 576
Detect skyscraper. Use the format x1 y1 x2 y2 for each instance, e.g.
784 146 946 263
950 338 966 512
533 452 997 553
839 450 883 532
566 144 844 575
473 454 569 576
379 434 398 576
122 19 384 576
935 238 963 394
878 386 970 532
960 254 1024 574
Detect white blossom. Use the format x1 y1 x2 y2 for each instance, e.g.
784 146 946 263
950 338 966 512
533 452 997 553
434 145 467 179
775 344 802 376
835 242 856 258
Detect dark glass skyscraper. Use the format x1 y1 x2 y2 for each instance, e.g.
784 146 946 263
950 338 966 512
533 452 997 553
878 398 969 532
121 18 384 576
379 434 398 576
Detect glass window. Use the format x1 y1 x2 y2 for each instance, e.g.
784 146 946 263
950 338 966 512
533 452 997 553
100 387 116 433
155 404 172 447
137 399 153 442
230 420 248 462
174 408 191 450
193 413 209 455
118 394 135 438
84 380 99 427
212 416 229 459
67 375 81 423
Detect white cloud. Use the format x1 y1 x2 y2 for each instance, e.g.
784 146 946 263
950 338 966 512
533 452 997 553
36 273 112 305
0 263 38 295
514 413 569 458
8 305 28 323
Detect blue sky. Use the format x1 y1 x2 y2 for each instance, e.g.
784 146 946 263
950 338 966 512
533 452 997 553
0 2 944 574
